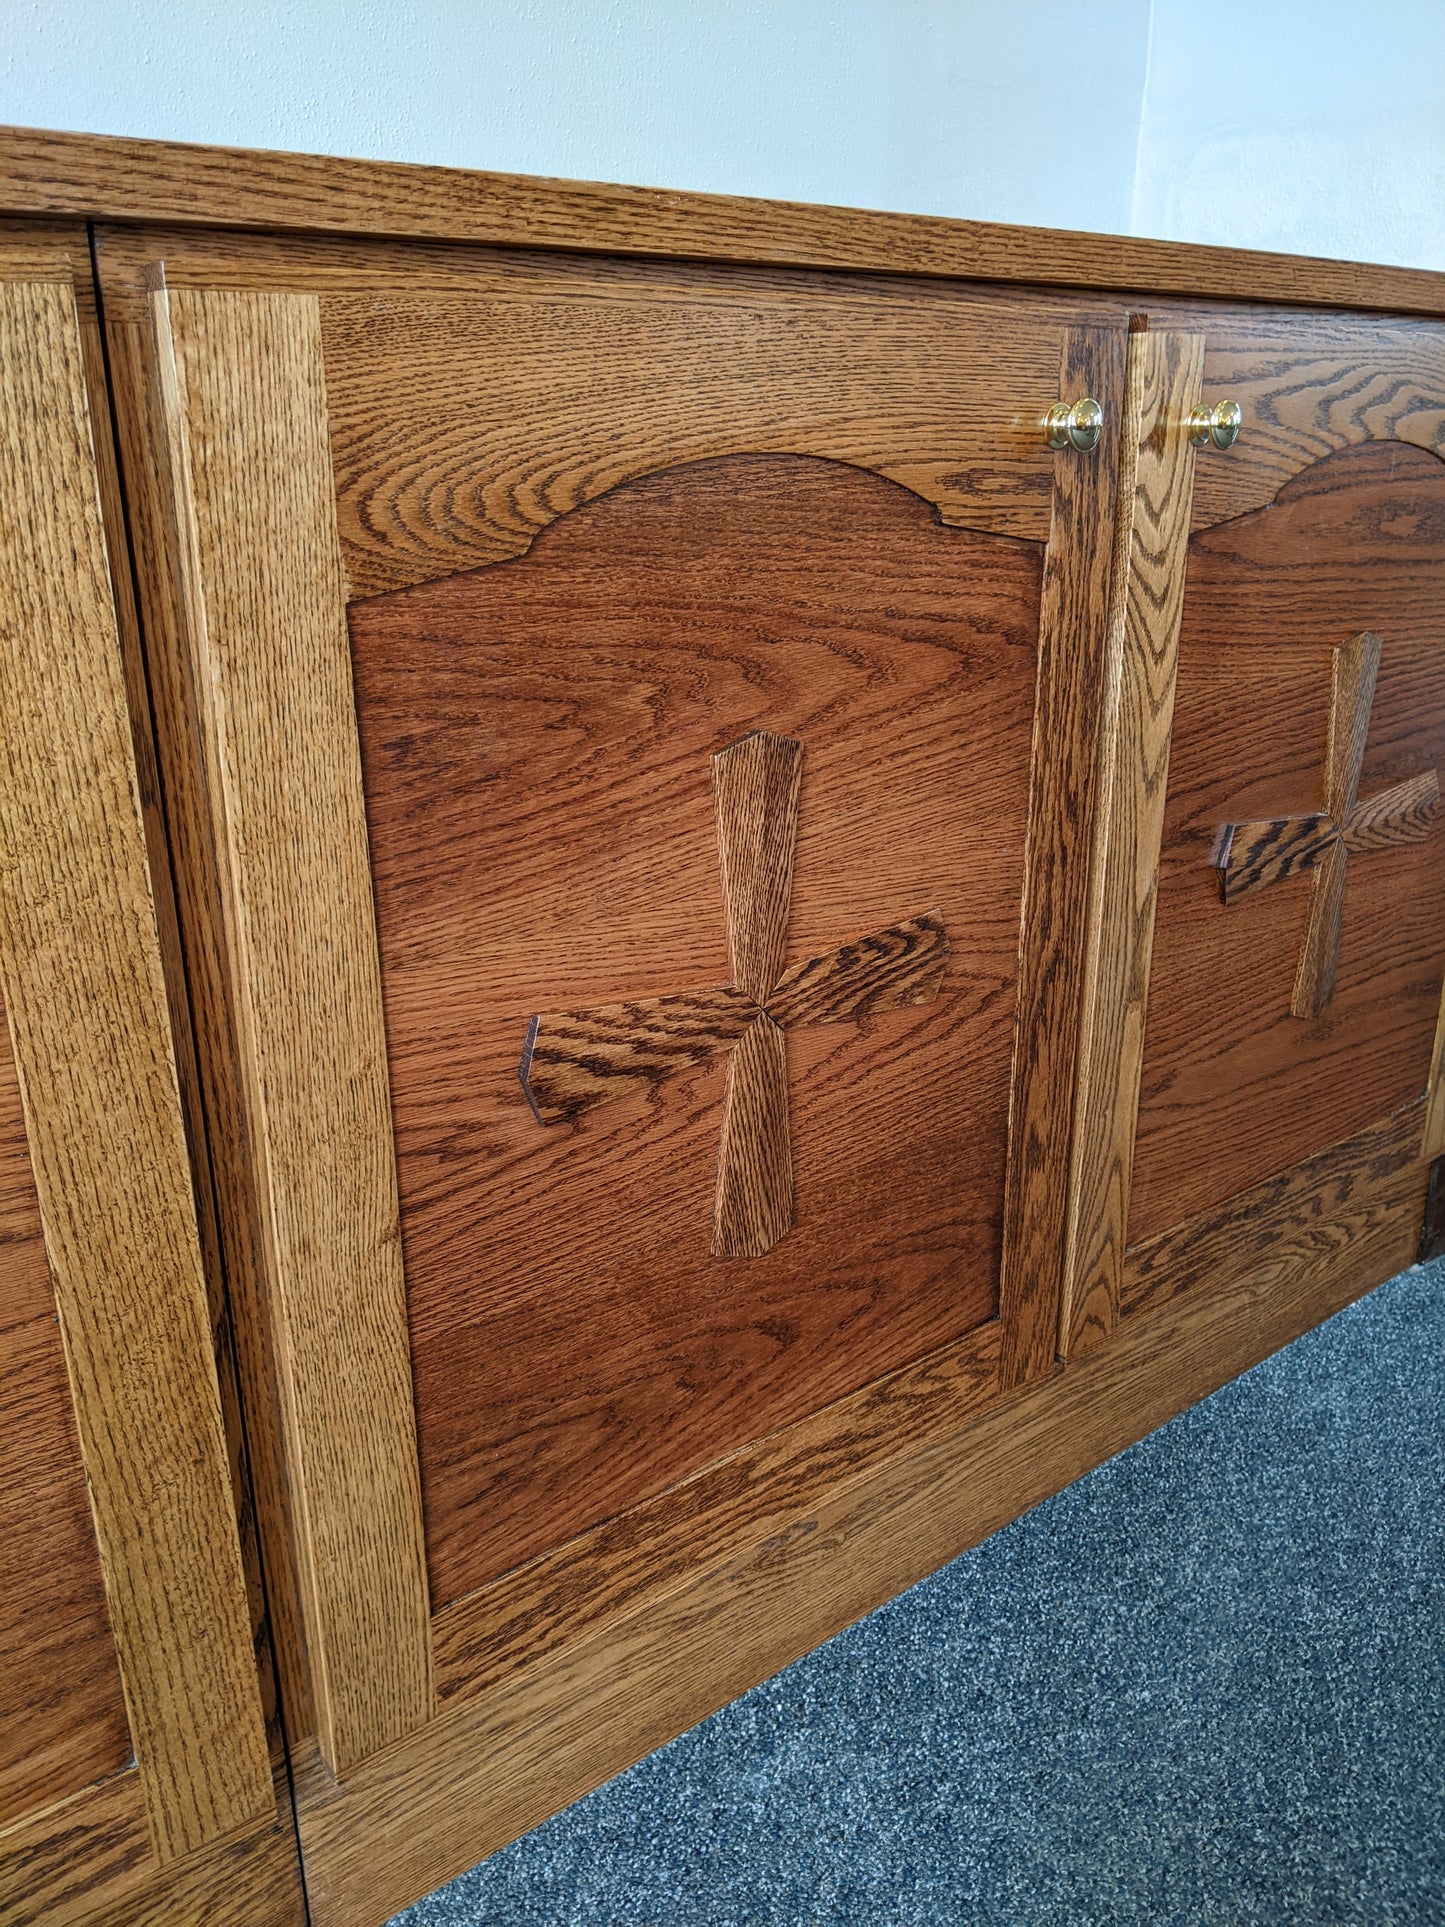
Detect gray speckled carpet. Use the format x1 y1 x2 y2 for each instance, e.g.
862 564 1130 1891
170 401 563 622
389 1258 1445 1927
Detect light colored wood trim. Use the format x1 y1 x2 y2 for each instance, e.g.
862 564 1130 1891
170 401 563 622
998 324 1129 1386
1059 330 1206 1357
3 124 1445 317
0 1769 304 1927
295 1133 1427 1927
431 1318 1001 1703
0 278 272 1855
148 282 433 1776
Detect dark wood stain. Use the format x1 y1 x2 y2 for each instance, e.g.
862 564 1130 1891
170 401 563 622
0 990 131 1826
347 452 1041 1607
1130 441 1445 1245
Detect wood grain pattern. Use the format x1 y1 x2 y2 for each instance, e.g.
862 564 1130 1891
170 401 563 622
148 283 432 1774
520 987 756 1124
1122 1099 1426 1319
1059 331 1205 1357
10 124 1445 316
713 1013 792 1260
348 453 1039 1607
997 325 1129 1387
1130 441 1445 1244
1139 305 1445 535
522 731 948 1259
767 913 950 1027
1211 633 1439 1021
98 299 316 1749
712 730 804 1001
1426 985 1445 1161
0 981 130 1826
430 1319 1001 1704
83 225 1134 589
0 277 271 1853
0 1770 304 1927
293 1137 1426 1927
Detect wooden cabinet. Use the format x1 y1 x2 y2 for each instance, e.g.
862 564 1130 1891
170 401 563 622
0 226 303 1926
2 131 1444 1927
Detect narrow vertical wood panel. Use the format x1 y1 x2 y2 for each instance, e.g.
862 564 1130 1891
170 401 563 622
150 283 432 1774
998 325 1129 1387
1060 331 1206 1357
1425 992 1445 1160
0 280 271 1853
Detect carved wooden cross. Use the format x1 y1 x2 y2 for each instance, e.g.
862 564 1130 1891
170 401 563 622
1214 631 1438 1017
519 730 949 1257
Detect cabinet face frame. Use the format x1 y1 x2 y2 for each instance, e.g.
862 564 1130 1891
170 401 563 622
0 226 302 1927
66 161 1445 1926
90 219 1190 1917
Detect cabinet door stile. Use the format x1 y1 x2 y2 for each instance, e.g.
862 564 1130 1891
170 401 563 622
1058 329 1206 1358
148 282 435 1779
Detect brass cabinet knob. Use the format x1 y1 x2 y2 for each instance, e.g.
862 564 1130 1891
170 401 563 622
1042 396 1104 453
1188 399 1243 449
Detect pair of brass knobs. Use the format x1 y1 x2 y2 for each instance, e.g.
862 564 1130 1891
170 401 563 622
1042 397 1243 452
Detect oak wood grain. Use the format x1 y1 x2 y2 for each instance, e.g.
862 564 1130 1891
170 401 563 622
767 912 950 1027
1059 330 1205 1357
430 1319 1001 1704
713 1013 792 1260
0 1769 304 1927
293 1138 1425 1927
520 987 756 1125
348 452 1039 1606
0 983 130 1826
0 277 271 1853
1131 440 1445 1243
97 303 316 1746
997 325 1129 1387
1215 811 1334 902
1122 1099 1425 1320
148 283 432 1774
712 731 803 1002
1342 768 1440 851
1138 305 1445 534
10 124 1445 316
1426 989 1445 1161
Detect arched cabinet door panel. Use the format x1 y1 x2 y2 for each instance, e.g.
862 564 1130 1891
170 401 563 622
93 220 1207 1924
0 229 301 1926
1059 308 1445 1359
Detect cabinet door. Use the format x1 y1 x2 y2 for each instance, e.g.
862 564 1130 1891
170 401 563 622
0 232 301 1925
95 223 1206 1924
1059 305 1445 1357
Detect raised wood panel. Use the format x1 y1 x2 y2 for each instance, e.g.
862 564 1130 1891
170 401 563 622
997 325 1129 1386
431 1319 1001 1704
1059 331 1205 1356
0 276 271 1855
317 278 1101 595
293 1140 1426 1927
0 1770 304 1927
14 125 1445 316
1123 1099 1426 1321
348 452 1041 1608
149 283 432 1775
0 991 130 1825
1136 308 1445 532
1130 441 1445 1244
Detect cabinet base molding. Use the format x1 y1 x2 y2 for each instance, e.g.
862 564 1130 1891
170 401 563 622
0 1770 303 1927
292 1118 1428 1927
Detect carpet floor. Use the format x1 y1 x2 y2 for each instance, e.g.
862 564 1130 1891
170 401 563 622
389 1257 1445 1926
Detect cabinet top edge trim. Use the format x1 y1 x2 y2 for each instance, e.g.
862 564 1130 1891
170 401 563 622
3 123 1444 320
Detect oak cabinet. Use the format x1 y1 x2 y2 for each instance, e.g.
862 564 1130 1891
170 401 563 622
2 130 1444 1927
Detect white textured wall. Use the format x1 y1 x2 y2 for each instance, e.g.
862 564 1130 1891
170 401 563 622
3 1 1444 269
